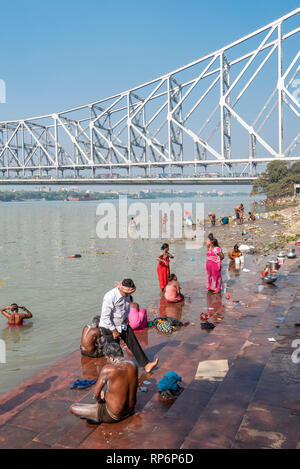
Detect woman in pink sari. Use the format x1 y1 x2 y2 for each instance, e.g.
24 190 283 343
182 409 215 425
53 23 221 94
128 296 148 332
206 239 224 293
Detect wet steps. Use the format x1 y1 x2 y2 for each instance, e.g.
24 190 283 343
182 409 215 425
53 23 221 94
181 261 300 449
0 253 299 448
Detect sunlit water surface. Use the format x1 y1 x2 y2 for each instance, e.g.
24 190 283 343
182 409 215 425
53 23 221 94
0 194 262 395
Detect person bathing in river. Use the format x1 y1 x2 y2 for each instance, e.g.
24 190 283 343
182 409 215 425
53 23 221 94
1 304 32 326
228 244 242 260
80 316 104 358
235 203 244 225
208 213 216 226
156 243 174 295
248 212 256 222
129 217 136 230
70 342 138 424
165 274 184 303
206 239 224 293
128 296 148 332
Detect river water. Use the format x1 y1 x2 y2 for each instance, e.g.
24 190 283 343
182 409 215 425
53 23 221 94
0 193 262 395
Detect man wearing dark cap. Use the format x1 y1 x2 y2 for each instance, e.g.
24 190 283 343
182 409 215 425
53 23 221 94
99 279 158 373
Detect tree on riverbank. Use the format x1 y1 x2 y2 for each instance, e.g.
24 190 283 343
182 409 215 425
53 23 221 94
251 161 300 199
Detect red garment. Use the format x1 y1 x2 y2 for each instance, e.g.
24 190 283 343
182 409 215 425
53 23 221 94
157 256 170 289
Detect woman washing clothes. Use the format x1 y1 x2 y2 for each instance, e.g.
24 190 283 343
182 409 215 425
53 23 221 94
228 244 242 260
248 212 256 222
156 243 174 295
164 274 184 303
208 213 216 226
128 296 148 332
206 239 224 293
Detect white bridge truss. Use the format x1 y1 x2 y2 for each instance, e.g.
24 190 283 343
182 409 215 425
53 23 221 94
0 8 299 185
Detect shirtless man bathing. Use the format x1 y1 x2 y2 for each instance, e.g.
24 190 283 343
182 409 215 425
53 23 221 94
1 304 32 325
234 203 244 225
80 316 104 358
70 342 138 424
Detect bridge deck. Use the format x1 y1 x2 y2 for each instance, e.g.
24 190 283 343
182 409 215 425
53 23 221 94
0 177 255 185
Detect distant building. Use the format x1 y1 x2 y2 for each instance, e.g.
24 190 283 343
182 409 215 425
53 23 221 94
294 184 300 196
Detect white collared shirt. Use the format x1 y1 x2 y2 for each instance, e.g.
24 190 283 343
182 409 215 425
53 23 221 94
99 287 130 333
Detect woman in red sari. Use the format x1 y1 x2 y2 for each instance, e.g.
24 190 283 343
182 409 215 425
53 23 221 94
156 243 174 295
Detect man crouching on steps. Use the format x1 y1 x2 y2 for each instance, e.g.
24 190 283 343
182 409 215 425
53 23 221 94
99 278 158 373
80 316 104 358
70 343 138 424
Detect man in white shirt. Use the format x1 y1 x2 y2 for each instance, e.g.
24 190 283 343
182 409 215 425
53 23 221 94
99 279 159 373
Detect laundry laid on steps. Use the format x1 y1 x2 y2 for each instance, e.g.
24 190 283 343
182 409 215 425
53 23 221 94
157 371 184 399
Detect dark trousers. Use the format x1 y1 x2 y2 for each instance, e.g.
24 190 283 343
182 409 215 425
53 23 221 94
100 325 149 368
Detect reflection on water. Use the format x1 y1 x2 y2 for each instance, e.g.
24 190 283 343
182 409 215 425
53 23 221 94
1 323 33 345
0 194 258 395
159 298 184 320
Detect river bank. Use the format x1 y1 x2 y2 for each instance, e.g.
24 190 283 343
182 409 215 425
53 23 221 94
0 245 299 448
0 193 263 396
200 198 300 256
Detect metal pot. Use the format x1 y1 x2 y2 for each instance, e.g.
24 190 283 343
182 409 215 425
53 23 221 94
287 248 296 259
263 274 278 284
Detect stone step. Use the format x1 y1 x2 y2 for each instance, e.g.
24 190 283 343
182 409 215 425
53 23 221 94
180 271 300 449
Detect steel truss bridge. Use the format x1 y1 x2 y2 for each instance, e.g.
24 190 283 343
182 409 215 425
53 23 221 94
0 8 299 185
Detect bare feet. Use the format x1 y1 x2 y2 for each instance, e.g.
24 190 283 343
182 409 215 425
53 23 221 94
144 358 159 373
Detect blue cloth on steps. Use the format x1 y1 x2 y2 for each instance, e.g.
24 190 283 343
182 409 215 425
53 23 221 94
157 371 182 391
70 379 96 389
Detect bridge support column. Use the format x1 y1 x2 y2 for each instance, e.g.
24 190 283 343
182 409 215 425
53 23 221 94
250 162 257 177
220 53 231 164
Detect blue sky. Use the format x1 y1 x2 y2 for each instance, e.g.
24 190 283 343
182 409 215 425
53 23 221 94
1 0 299 121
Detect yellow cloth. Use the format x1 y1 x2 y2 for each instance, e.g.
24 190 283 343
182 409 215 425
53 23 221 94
228 250 242 259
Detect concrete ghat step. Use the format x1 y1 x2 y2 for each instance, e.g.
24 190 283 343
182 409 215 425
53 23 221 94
53 252 300 448
105 314 272 448
1 252 299 449
106 260 300 450
180 273 299 449
76 307 250 450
